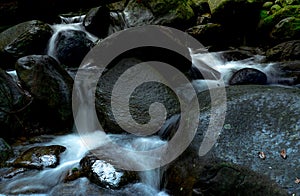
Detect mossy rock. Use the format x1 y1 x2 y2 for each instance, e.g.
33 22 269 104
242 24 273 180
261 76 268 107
266 40 300 61
262 2 274 10
124 0 195 29
270 4 282 15
259 5 300 28
271 17 300 41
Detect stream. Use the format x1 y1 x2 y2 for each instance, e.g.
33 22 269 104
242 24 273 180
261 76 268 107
0 14 294 195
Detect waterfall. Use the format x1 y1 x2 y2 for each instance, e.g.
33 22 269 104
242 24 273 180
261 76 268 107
190 50 289 88
59 15 86 24
47 17 98 62
108 11 129 35
1 132 107 194
2 9 293 195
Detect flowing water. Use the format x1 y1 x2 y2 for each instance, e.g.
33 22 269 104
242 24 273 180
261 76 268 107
47 16 98 62
2 13 291 195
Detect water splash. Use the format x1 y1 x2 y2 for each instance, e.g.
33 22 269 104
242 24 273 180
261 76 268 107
47 23 98 62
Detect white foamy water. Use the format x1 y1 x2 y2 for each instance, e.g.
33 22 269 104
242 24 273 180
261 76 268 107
47 22 98 62
2 132 107 194
2 12 292 195
1 131 169 195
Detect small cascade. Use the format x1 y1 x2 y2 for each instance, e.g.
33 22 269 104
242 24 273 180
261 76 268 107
47 16 98 62
108 11 129 36
2 132 106 194
190 50 289 88
59 15 86 24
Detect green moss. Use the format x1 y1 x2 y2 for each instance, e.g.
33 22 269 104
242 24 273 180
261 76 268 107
260 10 269 19
262 2 274 10
270 4 282 14
260 5 300 28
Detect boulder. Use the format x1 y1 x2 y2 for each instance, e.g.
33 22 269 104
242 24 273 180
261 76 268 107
271 17 300 41
82 27 220 134
15 55 74 128
54 30 94 67
0 20 52 69
186 23 225 46
270 60 300 85
0 68 32 138
192 85 300 194
164 151 288 195
266 40 300 61
13 145 66 169
259 5 300 31
83 6 111 38
95 57 181 134
208 0 263 28
123 0 196 30
80 154 139 189
229 68 267 85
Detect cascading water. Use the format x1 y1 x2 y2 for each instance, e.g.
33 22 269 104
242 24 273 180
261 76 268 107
108 11 129 35
47 15 98 62
2 11 293 196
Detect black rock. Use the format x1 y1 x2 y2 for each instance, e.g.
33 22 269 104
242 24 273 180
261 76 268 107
229 68 267 85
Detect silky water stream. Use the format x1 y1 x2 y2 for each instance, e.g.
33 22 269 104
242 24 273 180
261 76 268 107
1 15 290 195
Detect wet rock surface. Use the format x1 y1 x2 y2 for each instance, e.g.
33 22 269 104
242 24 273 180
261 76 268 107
1 0 300 195
80 154 139 189
0 69 32 138
84 6 111 38
0 20 52 69
54 30 94 67
164 150 288 196
266 40 300 61
193 85 300 194
229 68 268 85
16 55 74 128
12 145 66 169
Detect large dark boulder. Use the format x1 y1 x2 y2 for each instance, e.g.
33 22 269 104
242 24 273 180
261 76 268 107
122 0 196 30
0 20 52 69
192 85 300 194
266 40 300 61
186 23 225 46
164 151 288 195
229 68 267 85
15 55 74 128
270 60 300 85
55 30 94 67
83 6 111 38
95 57 181 134
0 68 32 138
208 0 263 45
